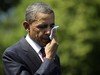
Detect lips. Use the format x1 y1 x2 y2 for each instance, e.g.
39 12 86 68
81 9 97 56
42 37 51 43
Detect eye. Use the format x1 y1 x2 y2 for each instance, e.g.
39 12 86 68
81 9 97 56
50 24 54 28
37 24 48 29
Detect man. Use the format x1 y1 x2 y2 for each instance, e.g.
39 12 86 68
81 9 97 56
2 2 61 75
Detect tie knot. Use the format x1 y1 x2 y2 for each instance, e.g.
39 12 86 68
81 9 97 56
40 47 46 57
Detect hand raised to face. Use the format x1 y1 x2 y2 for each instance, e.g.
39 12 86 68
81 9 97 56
45 31 58 60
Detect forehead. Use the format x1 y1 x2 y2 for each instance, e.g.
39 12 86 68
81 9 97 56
30 13 55 26
35 13 54 21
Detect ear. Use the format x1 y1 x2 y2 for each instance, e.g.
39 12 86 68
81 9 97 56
23 21 30 31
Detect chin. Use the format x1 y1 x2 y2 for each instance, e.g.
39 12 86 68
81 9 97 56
42 42 49 47
43 42 48 46
41 39 51 47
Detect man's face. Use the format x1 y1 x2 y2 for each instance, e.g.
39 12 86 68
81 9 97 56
29 13 54 47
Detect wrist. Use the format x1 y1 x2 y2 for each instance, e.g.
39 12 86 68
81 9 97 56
46 56 55 60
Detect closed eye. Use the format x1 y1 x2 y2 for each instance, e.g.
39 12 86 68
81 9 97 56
37 24 48 29
50 24 54 28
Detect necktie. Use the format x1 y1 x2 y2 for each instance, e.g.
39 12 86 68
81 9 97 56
40 47 46 60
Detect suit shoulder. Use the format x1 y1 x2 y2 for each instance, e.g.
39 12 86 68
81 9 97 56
4 37 26 53
6 41 21 52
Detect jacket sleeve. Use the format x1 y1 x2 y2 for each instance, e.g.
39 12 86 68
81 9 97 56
34 56 61 75
34 58 52 75
2 50 61 75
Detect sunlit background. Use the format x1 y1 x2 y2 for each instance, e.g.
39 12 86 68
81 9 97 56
0 0 100 75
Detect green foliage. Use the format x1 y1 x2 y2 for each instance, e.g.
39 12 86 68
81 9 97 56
0 0 100 75
0 0 20 12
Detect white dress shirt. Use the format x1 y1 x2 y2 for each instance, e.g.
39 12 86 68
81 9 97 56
25 34 44 62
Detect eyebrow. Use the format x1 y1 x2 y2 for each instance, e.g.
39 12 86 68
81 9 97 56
50 23 55 26
37 23 55 26
36 23 55 28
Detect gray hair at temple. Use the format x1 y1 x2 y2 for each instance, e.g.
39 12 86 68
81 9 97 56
25 2 54 24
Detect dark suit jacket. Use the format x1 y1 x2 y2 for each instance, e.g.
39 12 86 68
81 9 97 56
2 37 61 75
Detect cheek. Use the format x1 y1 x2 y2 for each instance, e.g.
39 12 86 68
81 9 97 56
37 32 45 42
37 32 43 40
34 31 43 42
29 28 40 39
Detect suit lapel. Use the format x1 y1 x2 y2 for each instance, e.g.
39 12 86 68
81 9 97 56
19 37 42 69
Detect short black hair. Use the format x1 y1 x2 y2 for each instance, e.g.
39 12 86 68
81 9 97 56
25 2 54 24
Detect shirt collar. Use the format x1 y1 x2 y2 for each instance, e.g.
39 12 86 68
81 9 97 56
25 34 41 53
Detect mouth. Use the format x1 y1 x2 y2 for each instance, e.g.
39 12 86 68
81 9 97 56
42 37 51 44
44 38 50 43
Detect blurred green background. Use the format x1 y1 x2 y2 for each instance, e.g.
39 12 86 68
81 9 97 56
0 0 100 75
